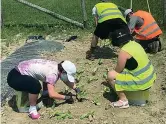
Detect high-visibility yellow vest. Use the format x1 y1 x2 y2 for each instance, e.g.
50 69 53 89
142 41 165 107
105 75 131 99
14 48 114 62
95 3 126 23
115 41 156 91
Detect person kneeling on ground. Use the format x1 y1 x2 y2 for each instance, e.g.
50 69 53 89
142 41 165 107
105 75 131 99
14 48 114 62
7 59 80 119
107 29 156 108
124 9 163 53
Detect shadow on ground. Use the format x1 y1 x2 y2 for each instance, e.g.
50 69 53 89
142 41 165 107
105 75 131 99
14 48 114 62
94 46 118 59
101 81 118 102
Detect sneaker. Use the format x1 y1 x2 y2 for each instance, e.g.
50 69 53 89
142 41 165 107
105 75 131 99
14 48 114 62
111 100 129 109
29 111 40 119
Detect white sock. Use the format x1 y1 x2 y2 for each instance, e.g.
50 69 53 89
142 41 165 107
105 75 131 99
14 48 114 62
29 106 37 114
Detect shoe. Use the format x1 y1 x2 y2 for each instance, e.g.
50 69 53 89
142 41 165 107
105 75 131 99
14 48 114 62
29 111 40 119
111 100 129 109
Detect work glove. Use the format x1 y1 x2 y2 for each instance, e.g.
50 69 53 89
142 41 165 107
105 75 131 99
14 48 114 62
86 47 96 60
74 87 81 94
64 95 74 104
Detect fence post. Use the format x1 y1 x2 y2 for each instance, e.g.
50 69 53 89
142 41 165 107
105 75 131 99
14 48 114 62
17 0 84 28
81 0 88 28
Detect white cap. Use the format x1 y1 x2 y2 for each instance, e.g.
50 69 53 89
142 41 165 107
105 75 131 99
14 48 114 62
124 9 133 18
61 60 76 82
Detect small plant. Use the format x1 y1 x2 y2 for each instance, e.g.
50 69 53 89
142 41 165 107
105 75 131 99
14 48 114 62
76 74 82 82
87 76 98 84
80 111 95 120
76 90 88 102
103 72 107 79
98 59 103 65
77 69 84 75
50 110 73 120
51 100 58 109
103 86 110 93
92 67 98 76
75 69 84 82
92 97 101 106
76 84 88 102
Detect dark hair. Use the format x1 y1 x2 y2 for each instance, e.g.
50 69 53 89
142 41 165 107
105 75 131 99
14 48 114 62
58 61 64 73
101 0 108 2
111 29 133 47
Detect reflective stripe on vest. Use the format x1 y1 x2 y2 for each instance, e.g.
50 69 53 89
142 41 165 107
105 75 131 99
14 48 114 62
100 8 119 14
142 27 160 37
138 21 160 37
138 22 157 34
98 11 123 20
116 69 155 85
121 61 151 76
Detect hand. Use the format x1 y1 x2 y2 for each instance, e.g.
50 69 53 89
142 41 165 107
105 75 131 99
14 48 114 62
64 95 74 104
74 87 81 94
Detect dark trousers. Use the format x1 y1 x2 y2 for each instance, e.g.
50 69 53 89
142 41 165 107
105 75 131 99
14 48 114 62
7 68 42 94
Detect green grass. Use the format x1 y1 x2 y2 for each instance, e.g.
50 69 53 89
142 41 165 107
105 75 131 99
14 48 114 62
2 0 164 26
1 0 165 42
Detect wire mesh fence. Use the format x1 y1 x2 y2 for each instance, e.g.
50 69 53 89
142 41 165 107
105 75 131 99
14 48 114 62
2 0 164 28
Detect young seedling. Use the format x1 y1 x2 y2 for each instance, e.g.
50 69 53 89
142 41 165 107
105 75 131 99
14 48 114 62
92 67 98 76
80 111 95 120
77 69 84 75
76 90 88 102
103 86 110 93
103 72 108 80
75 83 88 102
92 97 101 106
50 110 73 120
75 69 84 82
98 59 103 65
87 76 98 84
51 100 57 109
76 74 82 82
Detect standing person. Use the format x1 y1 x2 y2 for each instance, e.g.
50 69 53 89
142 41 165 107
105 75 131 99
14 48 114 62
107 29 156 108
86 0 130 60
7 59 80 119
124 9 163 53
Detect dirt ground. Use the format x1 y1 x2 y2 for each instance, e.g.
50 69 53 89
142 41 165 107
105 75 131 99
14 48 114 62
1 34 166 124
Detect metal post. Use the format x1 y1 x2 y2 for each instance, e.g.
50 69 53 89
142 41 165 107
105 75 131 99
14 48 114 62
130 0 132 8
17 0 84 28
81 0 88 28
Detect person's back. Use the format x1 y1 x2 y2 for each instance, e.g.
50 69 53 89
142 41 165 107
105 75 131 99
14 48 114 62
120 41 156 90
94 2 126 23
124 9 163 53
133 10 162 40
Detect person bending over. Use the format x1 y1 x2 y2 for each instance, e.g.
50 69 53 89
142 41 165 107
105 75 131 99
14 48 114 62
7 59 80 119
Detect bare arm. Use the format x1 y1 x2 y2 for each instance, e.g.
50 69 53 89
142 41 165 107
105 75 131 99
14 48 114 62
115 50 131 73
47 83 65 100
94 16 98 26
128 16 139 34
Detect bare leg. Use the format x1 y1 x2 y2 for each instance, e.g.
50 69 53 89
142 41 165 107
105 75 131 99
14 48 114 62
28 93 40 119
86 35 99 60
108 71 127 101
29 93 39 106
91 34 99 48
